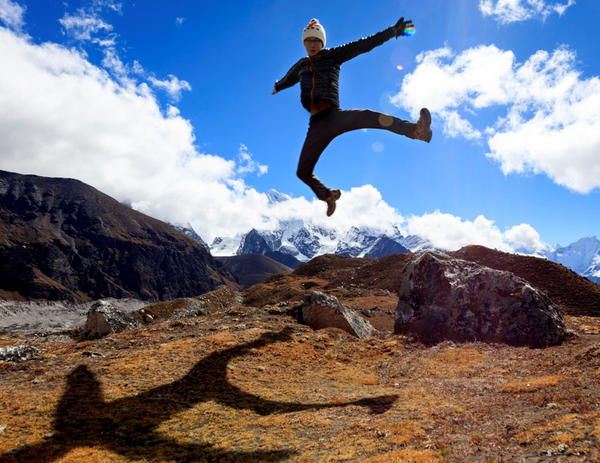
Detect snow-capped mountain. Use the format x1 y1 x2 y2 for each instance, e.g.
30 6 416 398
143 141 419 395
170 223 209 249
174 190 599 284
541 236 600 284
208 222 420 269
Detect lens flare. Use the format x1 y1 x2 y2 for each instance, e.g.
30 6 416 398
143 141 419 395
403 26 416 37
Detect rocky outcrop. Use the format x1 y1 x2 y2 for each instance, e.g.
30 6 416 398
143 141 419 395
0 170 238 302
0 345 42 362
83 301 141 339
394 250 568 347
300 291 375 339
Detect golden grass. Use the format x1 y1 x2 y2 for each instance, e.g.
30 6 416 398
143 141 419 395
500 375 566 393
1 312 600 462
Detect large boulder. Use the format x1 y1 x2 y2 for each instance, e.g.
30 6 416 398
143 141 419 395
83 301 141 339
394 250 568 347
300 291 375 339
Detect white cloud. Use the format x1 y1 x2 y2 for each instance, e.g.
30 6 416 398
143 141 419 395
59 9 114 43
504 223 548 253
0 0 25 31
58 2 189 101
406 211 509 251
0 26 261 242
236 144 268 177
405 211 547 253
147 74 192 102
394 44 600 194
479 0 575 24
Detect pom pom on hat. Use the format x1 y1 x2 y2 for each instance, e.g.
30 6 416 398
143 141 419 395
302 18 326 47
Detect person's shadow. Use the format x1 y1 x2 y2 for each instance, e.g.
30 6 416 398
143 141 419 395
1 328 399 462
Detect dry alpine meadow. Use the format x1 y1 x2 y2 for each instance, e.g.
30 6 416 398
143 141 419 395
1 248 600 462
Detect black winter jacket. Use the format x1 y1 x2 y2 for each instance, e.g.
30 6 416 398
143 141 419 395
274 26 396 112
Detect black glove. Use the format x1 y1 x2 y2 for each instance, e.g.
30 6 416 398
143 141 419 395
392 17 414 38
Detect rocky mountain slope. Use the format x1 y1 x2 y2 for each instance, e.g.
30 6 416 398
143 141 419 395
543 236 600 284
0 170 238 303
215 254 292 289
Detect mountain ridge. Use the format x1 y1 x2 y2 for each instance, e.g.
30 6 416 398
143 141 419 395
202 197 599 284
0 170 238 302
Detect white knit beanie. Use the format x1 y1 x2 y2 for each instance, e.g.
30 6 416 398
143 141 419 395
302 19 326 47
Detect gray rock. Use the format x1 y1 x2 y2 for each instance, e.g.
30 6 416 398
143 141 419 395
83 301 141 339
0 345 42 362
300 291 375 339
170 299 210 319
394 250 568 347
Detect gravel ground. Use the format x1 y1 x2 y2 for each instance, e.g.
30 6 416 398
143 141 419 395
0 299 148 335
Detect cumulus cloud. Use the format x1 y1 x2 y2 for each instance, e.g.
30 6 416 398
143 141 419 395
504 223 548 253
479 0 575 24
405 211 547 253
394 44 600 194
0 0 25 31
0 26 250 239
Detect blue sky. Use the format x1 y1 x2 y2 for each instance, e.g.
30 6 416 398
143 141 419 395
1 0 598 252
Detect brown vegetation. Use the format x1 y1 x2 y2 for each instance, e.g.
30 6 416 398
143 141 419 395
1 248 600 462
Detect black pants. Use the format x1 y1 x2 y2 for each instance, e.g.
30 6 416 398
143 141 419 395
297 107 416 200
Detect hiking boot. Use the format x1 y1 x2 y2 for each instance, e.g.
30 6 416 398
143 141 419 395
414 108 432 143
325 189 341 217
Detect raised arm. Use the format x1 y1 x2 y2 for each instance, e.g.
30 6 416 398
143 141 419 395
331 17 414 64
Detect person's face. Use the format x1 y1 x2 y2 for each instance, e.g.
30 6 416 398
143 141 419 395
304 37 323 56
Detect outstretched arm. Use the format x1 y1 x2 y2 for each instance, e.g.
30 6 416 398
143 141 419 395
332 17 415 64
273 58 302 94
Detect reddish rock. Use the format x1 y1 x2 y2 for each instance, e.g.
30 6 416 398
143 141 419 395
395 250 569 347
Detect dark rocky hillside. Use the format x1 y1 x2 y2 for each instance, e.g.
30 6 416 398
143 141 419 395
215 254 292 289
0 170 238 302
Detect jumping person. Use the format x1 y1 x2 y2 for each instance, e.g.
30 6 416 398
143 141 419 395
272 18 432 217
